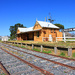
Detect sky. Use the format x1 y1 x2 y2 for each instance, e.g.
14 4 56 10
0 0 75 36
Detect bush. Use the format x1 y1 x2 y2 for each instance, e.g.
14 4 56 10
72 52 75 57
8 39 11 41
60 52 65 56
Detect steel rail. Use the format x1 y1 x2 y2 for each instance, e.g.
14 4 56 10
4 42 75 61
3 45 75 70
0 62 10 75
0 47 54 75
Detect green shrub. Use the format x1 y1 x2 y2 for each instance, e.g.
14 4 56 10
8 39 11 41
42 50 51 54
72 52 75 57
60 52 65 56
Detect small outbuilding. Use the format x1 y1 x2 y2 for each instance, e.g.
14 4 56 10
1 36 9 41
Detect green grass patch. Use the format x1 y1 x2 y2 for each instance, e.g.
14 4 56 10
42 50 52 54
0 73 5 75
72 52 75 57
9 40 75 48
21 46 25 48
14 44 21 47
32 48 41 52
14 44 19 47
60 52 65 56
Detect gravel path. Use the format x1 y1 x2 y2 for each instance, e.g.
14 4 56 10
0 43 75 75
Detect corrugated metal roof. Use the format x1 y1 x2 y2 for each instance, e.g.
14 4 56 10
18 21 59 33
37 21 59 29
18 27 33 32
17 29 41 34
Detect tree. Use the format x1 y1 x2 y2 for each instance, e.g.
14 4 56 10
48 13 64 29
9 23 26 40
71 33 75 37
48 13 54 23
54 24 64 29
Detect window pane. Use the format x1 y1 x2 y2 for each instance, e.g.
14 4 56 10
37 32 39 37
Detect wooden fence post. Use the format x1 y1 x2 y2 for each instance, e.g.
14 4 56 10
17 42 18 45
21 43 22 47
32 44 34 50
54 47 57 54
26 44 27 48
11 42 12 45
41 45 43 52
68 48 72 57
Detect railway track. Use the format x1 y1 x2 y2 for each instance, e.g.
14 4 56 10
0 48 52 75
0 61 10 75
1 43 75 68
3 42 75 61
0 43 75 75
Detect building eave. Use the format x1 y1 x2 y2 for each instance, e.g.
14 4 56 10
17 29 41 35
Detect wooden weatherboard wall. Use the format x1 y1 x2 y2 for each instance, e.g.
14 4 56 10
17 21 62 42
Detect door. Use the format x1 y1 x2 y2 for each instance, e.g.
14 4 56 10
49 35 52 42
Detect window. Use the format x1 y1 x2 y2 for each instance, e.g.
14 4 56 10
51 29 53 33
43 31 46 34
37 32 39 37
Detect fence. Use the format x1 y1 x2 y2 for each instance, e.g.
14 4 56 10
56 37 75 42
3 41 75 57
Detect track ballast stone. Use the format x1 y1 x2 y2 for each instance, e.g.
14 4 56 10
0 48 44 75
0 43 75 75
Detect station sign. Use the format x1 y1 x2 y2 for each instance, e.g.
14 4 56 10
62 28 75 32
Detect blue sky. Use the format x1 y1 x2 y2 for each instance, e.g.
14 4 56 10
0 0 75 36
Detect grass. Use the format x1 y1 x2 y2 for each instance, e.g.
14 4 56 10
64 71 67 73
42 50 52 54
32 48 41 52
72 52 75 57
32 48 52 54
8 40 75 48
0 73 5 75
2 41 75 59
60 52 65 56
21 46 25 48
14 43 52 54
66 38 75 40
14 44 19 47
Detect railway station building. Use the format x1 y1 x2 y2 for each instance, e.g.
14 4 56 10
17 21 62 42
